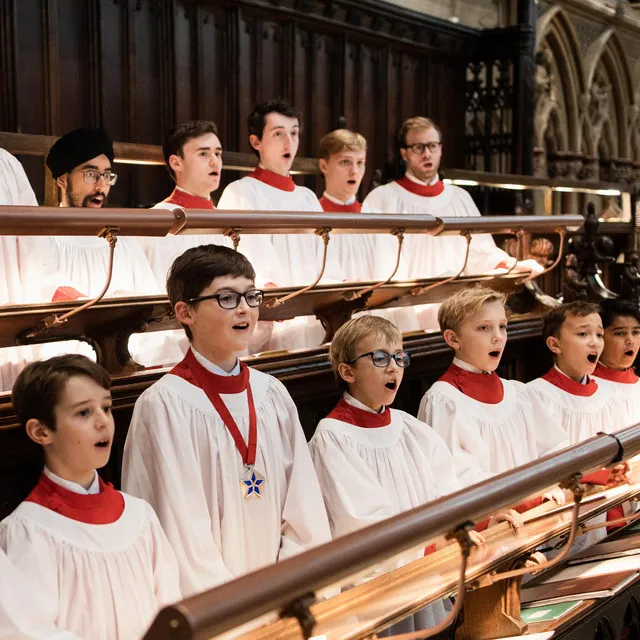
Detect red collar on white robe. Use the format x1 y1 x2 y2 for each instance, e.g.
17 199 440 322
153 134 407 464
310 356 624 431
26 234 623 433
170 348 249 394
395 176 445 197
541 367 598 397
438 363 504 404
162 187 214 210
319 195 362 213
25 473 124 524
249 166 296 192
594 362 639 384
326 397 391 428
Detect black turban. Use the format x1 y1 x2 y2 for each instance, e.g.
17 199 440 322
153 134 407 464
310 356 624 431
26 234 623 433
46 127 114 179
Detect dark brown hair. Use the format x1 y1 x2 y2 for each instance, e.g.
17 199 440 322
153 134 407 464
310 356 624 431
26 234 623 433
599 299 640 329
247 99 302 156
542 301 602 341
12 355 111 431
162 120 219 180
166 244 256 340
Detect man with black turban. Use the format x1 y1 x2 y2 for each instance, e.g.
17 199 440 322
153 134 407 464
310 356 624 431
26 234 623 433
46 127 117 208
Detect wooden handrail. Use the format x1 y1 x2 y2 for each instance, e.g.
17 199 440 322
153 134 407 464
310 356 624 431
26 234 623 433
143 427 640 640
0 206 583 237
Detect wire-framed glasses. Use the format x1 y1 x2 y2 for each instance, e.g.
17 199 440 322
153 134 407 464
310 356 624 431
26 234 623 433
77 169 118 186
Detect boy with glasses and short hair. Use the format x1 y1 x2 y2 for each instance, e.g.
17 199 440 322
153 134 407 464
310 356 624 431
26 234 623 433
310 314 519 635
123 244 331 598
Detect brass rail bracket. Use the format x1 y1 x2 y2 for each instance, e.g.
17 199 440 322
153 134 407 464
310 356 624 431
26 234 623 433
279 592 317 640
224 227 242 250
21 225 120 339
168 207 187 235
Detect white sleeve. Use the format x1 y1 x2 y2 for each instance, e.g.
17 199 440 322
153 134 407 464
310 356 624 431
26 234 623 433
361 188 386 214
309 427 396 539
0 521 81 639
520 384 570 458
0 149 38 206
217 181 256 210
122 390 235 596
271 382 332 560
144 503 182 607
417 390 493 488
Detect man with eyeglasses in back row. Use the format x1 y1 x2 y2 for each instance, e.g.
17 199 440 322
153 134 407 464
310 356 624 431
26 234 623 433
362 116 543 332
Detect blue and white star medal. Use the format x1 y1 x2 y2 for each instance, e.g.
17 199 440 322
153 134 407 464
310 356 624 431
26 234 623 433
241 465 265 499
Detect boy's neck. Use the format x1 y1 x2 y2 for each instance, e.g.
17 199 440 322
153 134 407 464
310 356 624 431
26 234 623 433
259 162 289 178
598 358 625 371
345 389 384 414
175 181 211 201
44 463 97 491
324 187 356 204
452 356 486 374
191 340 239 374
554 360 589 383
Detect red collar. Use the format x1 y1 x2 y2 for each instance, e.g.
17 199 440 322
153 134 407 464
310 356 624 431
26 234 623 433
170 349 249 394
438 363 504 404
249 166 296 192
542 367 598 397
326 398 391 428
594 362 639 384
319 196 362 213
25 473 124 524
163 187 214 210
395 176 445 197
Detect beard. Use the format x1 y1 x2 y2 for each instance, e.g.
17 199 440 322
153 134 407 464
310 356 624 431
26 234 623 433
65 185 108 208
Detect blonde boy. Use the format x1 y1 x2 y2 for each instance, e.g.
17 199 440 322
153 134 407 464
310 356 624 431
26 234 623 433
0 355 180 640
419 287 568 489
310 315 518 634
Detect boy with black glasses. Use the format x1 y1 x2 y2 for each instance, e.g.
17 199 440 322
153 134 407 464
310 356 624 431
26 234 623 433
123 244 331 598
309 314 519 635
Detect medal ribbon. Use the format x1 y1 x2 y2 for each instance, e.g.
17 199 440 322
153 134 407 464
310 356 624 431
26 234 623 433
182 348 257 466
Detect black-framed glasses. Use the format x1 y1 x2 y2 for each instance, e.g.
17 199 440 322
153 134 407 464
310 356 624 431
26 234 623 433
77 169 118 186
187 288 264 309
403 142 441 154
348 350 411 368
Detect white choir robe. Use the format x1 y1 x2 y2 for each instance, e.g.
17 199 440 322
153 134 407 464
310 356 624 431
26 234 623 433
418 368 569 488
13 234 174 383
592 363 640 428
362 180 517 332
122 360 332 598
0 150 40 395
309 392 461 633
527 369 633 547
0 548 81 640
219 175 342 351
0 489 180 640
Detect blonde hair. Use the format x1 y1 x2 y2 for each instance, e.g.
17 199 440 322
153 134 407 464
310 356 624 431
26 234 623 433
398 116 442 147
318 129 367 160
330 315 402 387
438 286 507 334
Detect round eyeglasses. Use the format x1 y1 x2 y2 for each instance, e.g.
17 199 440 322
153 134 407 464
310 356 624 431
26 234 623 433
78 169 118 186
403 142 441 155
187 289 264 309
348 350 411 368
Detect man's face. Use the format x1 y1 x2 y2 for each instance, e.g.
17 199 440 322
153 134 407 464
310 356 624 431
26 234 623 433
170 132 222 196
58 154 114 208
319 150 366 200
400 126 442 183
250 112 300 176
547 313 604 381
600 315 640 370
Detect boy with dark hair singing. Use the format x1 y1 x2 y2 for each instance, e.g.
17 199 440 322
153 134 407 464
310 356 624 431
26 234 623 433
594 299 640 422
123 244 331 597
0 355 180 640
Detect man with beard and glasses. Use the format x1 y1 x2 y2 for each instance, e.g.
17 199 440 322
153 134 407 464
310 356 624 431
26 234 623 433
19 127 159 303
12 128 162 387
362 117 544 332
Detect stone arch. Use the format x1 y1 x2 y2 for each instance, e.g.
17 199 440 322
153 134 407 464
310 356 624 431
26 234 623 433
535 9 584 176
